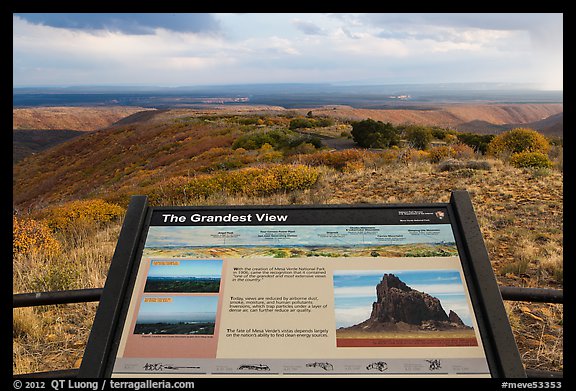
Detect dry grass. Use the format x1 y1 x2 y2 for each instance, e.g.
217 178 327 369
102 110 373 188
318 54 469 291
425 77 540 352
13 219 121 374
13 155 563 375
318 159 563 373
319 159 563 282
504 301 564 372
13 303 99 374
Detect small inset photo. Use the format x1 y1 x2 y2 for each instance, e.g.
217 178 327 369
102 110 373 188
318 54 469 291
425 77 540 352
134 295 218 335
144 259 222 293
333 269 478 347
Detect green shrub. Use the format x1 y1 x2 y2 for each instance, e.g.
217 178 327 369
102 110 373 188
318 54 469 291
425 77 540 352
509 151 553 169
430 127 459 140
403 125 433 150
232 129 321 151
314 117 335 127
288 135 322 149
31 259 79 291
289 118 315 129
457 133 495 154
351 119 401 148
289 117 334 130
232 129 288 150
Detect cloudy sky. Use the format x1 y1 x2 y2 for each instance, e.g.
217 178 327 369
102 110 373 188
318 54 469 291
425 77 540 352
13 13 563 89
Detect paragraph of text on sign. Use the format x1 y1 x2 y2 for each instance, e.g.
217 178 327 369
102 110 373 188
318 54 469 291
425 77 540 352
232 266 326 282
229 296 327 314
225 327 329 339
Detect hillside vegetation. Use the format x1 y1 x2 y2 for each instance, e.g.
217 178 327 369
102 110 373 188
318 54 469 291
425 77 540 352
305 103 563 133
13 107 158 162
13 129 84 163
13 106 154 131
13 107 563 375
13 106 563 209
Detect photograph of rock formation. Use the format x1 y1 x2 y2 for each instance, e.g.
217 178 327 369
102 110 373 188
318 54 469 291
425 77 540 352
334 270 479 347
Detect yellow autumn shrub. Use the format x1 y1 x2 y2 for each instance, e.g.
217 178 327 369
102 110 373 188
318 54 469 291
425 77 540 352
487 128 550 157
296 149 376 170
13 216 61 257
240 170 279 196
184 174 223 198
342 160 365 173
40 199 124 232
270 164 319 192
174 164 320 201
380 148 401 164
218 167 262 195
407 149 430 162
428 143 475 163
510 151 553 169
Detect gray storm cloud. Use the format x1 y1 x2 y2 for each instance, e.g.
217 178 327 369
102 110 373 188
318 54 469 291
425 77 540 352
13 13 221 34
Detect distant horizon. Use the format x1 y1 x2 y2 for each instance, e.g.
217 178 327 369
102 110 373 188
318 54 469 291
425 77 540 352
12 81 563 109
136 295 218 324
12 81 562 92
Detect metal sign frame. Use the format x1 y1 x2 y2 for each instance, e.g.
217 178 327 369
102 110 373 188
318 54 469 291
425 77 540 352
78 190 525 378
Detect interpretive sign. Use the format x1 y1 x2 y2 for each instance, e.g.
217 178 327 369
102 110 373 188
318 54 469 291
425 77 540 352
79 191 525 378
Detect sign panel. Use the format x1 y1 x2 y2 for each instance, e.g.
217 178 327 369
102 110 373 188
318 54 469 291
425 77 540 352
79 192 525 378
